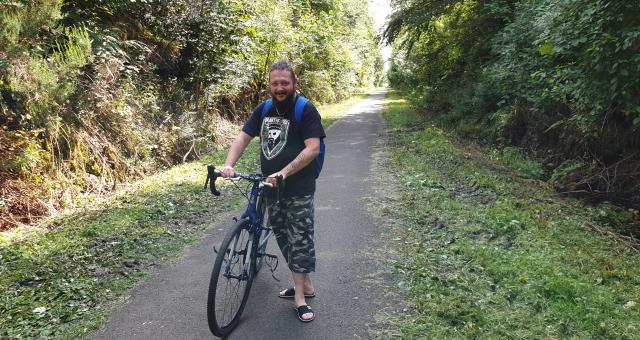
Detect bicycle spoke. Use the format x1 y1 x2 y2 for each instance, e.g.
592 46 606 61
206 176 275 337
208 221 255 334
219 249 242 322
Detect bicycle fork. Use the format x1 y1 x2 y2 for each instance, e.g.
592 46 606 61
221 225 269 280
223 234 251 281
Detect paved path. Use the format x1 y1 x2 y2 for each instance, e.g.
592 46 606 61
91 89 392 339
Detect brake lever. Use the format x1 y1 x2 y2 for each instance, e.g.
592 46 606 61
205 164 221 196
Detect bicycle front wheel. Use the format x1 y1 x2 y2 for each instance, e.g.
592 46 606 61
207 219 255 337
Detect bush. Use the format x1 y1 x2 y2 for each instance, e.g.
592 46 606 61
0 0 383 230
385 0 640 208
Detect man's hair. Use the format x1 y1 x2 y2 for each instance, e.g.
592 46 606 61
270 60 296 82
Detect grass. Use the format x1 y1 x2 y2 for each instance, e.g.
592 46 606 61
318 90 372 127
0 92 371 339
0 147 256 339
379 91 640 339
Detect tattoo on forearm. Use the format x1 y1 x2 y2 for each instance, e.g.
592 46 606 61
284 152 309 175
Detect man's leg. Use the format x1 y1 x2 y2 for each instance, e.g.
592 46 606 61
287 195 316 321
271 195 316 320
279 273 315 296
282 195 316 277
292 272 314 321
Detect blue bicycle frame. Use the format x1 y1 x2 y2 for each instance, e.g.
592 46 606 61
204 164 283 337
204 165 279 280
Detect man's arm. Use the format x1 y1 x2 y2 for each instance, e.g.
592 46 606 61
267 137 320 185
222 131 254 177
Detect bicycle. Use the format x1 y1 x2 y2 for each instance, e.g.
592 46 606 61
203 164 282 337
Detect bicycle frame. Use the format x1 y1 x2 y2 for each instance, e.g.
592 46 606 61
205 164 284 337
226 183 266 281
205 164 278 281
246 184 276 269
240 183 262 222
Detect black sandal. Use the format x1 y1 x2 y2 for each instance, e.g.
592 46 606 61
294 305 315 322
278 287 316 298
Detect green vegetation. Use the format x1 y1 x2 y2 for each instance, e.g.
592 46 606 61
0 95 364 339
0 0 383 230
380 92 640 338
318 91 373 126
0 147 248 339
384 0 640 211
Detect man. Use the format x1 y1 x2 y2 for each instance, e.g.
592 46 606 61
221 60 325 322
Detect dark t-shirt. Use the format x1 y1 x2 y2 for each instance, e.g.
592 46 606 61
242 96 325 198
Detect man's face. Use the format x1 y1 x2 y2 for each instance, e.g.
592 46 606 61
269 69 295 102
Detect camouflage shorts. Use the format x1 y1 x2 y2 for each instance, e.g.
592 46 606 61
265 195 315 273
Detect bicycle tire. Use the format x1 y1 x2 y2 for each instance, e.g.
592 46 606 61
207 219 255 337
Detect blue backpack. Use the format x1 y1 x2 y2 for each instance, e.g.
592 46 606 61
261 96 325 178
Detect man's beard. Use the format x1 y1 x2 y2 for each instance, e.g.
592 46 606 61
272 90 296 113
271 91 295 103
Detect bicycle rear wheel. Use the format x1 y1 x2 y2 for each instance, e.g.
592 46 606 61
207 219 255 337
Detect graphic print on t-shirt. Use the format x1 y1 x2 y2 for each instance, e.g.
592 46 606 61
261 116 290 160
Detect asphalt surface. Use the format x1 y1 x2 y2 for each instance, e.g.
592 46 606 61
91 89 394 339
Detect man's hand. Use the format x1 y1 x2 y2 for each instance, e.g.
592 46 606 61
265 172 286 187
221 165 235 178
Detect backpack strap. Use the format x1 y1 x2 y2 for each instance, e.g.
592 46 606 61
261 96 308 123
294 96 309 124
261 98 273 119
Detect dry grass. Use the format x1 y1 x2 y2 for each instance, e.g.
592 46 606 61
0 177 51 231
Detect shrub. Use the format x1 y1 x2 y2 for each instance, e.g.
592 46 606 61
385 0 640 208
0 0 383 230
